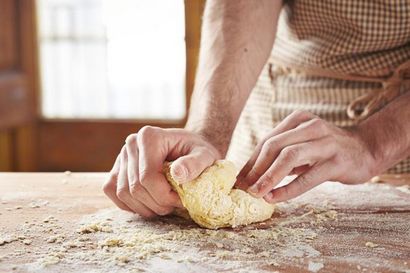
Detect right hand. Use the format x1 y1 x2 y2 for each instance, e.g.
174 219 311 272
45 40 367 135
102 126 222 218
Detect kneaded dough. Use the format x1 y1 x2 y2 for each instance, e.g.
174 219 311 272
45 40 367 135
164 160 275 229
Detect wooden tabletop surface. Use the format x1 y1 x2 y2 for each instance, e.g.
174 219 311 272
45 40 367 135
0 172 409 273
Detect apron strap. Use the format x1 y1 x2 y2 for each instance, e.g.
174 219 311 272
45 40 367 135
347 60 410 120
270 59 410 120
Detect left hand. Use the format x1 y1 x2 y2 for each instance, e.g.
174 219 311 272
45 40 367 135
235 110 378 203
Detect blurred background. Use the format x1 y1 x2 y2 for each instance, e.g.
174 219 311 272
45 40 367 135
0 0 205 172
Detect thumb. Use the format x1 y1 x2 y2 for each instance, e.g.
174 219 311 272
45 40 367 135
170 147 215 184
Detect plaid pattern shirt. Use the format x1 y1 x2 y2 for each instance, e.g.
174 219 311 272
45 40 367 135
227 0 410 175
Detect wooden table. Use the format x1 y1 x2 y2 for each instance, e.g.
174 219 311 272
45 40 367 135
0 173 409 273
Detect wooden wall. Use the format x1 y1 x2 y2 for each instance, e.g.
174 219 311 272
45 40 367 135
0 0 206 172
0 0 39 171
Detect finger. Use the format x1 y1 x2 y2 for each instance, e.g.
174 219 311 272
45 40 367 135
126 134 139 189
137 126 182 208
236 110 316 185
125 134 175 214
170 147 215 184
290 164 311 176
117 147 156 218
131 183 175 215
103 154 133 212
247 137 335 198
264 161 332 203
238 118 327 189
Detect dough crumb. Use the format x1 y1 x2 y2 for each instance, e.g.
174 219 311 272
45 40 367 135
29 200 49 209
46 235 65 243
100 238 123 248
0 235 18 246
365 241 379 248
77 223 113 234
22 239 32 245
38 255 61 267
43 216 56 223
308 261 324 272
396 185 410 194
115 255 130 265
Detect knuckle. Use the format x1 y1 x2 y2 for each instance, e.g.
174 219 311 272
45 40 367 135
129 183 143 198
155 207 173 216
291 110 312 120
125 134 138 145
156 197 171 207
310 118 327 132
128 176 139 188
138 211 156 219
296 174 311 188
102 182 112 195
258 181 276 198
102 174 117 194
261 172 275 185
138 126 158 141
282 186 293 199
138 170 151 187
156 192 175 207
281 147 299 162
263 139 279 154
116 188 129 201
250 167 265 179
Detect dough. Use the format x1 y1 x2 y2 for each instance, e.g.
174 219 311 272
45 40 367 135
164 160 275 229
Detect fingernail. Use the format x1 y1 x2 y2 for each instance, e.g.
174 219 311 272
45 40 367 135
171 165 187 184
264 192 274 202
247 184 259 195
234 177 244 188
243 171 258 186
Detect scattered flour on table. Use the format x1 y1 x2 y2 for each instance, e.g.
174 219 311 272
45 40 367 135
2 185 409 273
19 205 335 272
308 261 324 272
396 185 410 194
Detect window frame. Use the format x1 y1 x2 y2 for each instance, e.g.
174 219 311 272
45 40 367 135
0 0 206 171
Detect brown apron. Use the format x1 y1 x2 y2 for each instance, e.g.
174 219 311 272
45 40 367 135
227 0 410 178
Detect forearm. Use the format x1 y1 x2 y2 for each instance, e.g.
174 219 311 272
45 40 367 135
358 91 410 175
186 0 282 155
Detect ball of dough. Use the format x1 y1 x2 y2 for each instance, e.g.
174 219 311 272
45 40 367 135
164 160 275 229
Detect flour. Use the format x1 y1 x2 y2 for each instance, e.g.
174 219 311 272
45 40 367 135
308 261 324 272
24 207 326 272
3 178 408 273
396 185 410 194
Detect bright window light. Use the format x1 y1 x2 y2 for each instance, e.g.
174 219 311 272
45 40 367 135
37 0 186 119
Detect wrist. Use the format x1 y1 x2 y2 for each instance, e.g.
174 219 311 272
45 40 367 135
353 124 383 177
355 116 406 176
185 119 232 157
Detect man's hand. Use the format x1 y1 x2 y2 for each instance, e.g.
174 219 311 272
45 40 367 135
236 110 378 203
103 0 284 216
103 126 221 218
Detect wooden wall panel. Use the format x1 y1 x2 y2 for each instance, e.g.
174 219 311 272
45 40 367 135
0 131 13 171
0 73 31 128
0 0 18 70
14 0 41 171
37 121 181 172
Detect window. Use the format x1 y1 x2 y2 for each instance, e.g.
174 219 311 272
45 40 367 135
37 0 186 119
